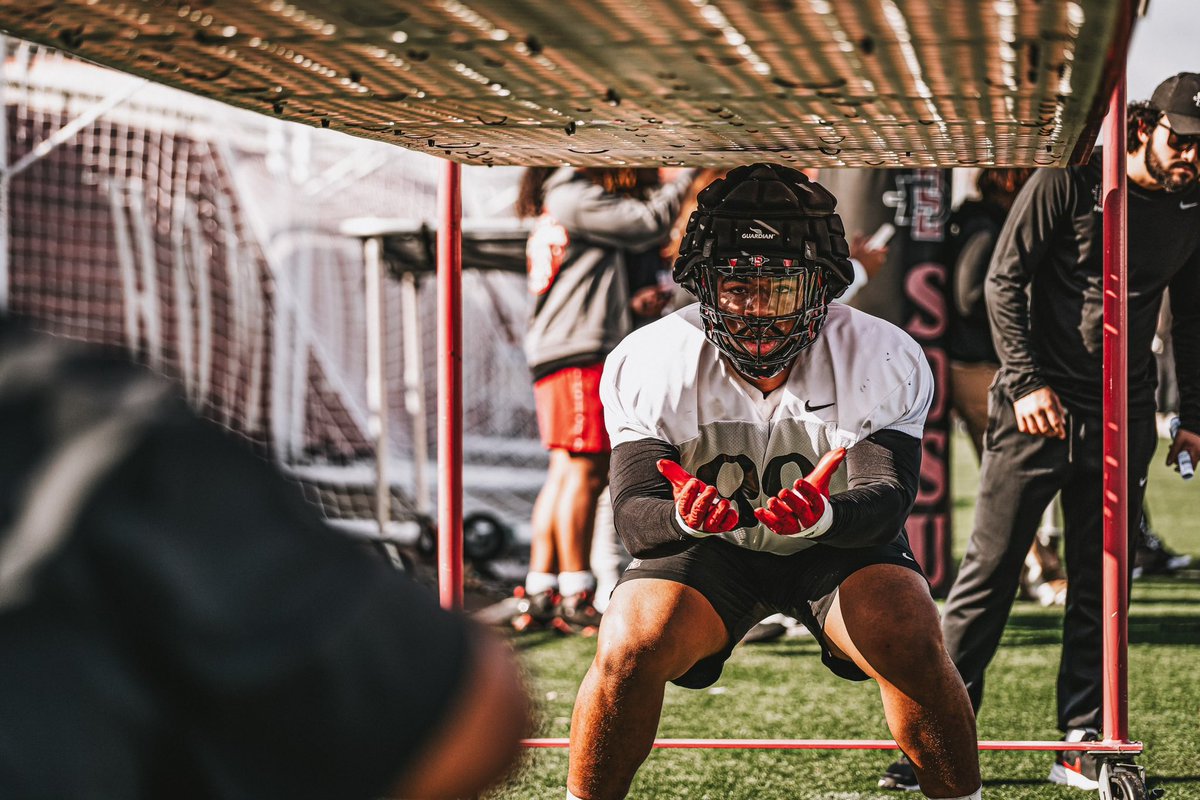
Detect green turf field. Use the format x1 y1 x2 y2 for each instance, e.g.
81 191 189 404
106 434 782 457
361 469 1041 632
488 431 1200 799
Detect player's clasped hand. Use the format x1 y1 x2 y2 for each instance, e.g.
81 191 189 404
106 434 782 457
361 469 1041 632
657 459 740 533
754 448 846 537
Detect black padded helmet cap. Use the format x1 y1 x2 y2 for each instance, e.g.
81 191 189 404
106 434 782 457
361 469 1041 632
673 163 854 295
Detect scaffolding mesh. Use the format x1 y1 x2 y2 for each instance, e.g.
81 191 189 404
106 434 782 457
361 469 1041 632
0 0 1121 167
2 46 542 541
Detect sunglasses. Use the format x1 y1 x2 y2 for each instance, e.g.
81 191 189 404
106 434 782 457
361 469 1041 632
1157 122 1200 153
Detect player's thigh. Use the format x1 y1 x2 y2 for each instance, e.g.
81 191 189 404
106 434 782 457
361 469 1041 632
597 578 727 681
822 563 944 684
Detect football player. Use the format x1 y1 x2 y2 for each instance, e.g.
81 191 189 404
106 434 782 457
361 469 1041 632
565 164 982 800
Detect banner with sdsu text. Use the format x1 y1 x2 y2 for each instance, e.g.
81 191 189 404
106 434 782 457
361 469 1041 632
818 168 954 595
890 169 954 596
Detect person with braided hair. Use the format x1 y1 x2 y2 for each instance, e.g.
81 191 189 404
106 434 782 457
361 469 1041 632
564 164 982 800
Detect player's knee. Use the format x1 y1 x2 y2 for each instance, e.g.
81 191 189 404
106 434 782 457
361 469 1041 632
906 621 948 671
888 623 950 690
593 633 664 684
869 614 947 678
594 612 677 683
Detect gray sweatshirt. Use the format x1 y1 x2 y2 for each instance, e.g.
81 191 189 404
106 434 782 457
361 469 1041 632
525 168 695 379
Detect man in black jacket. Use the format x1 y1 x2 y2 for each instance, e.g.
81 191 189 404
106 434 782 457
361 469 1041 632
910 74 1200 793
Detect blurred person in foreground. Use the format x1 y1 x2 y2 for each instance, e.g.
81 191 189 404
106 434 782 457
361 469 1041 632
881 74 1200 794
511 165 694 634
0 317 529 798
566 164 982 800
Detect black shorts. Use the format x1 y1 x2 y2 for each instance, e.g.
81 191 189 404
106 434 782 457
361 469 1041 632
616 535 926 689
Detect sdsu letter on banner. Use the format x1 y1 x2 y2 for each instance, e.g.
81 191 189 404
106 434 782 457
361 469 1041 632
892 169 953 596
812 168 954 594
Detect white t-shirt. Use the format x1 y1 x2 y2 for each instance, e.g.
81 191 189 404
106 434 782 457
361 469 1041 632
601 302 933 555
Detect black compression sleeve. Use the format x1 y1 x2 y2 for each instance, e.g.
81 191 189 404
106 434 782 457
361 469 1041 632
608 438 698 559
820 429 921 549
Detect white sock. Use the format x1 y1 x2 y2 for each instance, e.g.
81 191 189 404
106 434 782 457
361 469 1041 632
558 570 597 597
565 791 585 800
935 788 982 800
525 571 558 596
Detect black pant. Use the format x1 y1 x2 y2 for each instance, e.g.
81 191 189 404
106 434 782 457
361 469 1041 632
940 384 1157 732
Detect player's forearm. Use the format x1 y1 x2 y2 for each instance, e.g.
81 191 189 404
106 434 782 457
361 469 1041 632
823 484 914 548
817 429 919 549
609 439 696 559
614 497 696 558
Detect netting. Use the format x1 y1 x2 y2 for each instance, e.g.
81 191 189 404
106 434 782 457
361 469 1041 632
0 0 1122 168
1 42 544 543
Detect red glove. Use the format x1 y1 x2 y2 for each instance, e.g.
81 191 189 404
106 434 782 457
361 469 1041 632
657 459 740 534
754 448 845 537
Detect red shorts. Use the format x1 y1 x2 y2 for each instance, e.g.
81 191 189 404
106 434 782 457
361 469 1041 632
533 362 610 454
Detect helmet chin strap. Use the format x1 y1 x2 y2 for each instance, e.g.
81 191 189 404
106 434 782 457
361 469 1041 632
730 358 789 381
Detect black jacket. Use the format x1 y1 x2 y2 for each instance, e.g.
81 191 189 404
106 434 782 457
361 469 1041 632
986 151 1200 428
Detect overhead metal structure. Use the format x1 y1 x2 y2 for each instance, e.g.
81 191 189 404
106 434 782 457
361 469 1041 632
0 0 1122 168
0 0 1148 797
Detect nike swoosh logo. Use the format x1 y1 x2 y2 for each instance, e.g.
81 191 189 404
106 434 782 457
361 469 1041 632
1182 201 1199 210
804 400 835 412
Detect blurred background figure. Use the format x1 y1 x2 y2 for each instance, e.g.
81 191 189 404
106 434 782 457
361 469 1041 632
0 317 529 800
1138 296 1194 578
509 165 694 634
941 168 1068 605
945 168 1034 457
841 223 892 304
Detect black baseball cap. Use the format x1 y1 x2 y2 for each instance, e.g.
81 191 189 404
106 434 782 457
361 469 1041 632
1151 72 1200 136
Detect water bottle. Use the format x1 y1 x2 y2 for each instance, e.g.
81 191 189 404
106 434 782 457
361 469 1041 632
1169 417 1194 480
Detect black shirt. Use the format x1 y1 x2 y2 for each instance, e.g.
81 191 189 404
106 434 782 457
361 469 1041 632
0 321 471 799
946 199 1007 365
986 150 1200 427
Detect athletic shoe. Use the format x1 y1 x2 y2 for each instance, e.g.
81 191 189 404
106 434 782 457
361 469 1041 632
553 590 602 636
741 613 808 644
1048 729 1101 790
472 594 523 626
878 754 920 791
511 587 559 632
1134 527 1192 578
1033 577 1068 607
1020 538 1067 602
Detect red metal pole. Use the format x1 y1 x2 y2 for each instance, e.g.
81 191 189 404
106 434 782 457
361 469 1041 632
437 159 464 610
1101 76 1129 742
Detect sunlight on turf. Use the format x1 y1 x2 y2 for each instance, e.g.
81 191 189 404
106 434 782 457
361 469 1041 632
488 432 1200 799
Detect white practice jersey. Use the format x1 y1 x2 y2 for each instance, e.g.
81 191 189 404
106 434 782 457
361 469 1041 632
602 302 933 555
